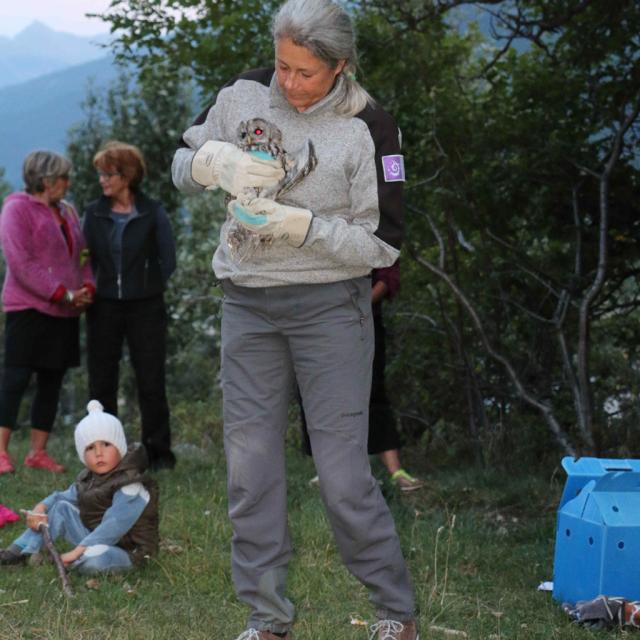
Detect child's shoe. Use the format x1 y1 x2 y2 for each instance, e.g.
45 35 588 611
0 505 19 527
24 450 65 473
0 452 14 474
390 469 425 492
0 548 27 566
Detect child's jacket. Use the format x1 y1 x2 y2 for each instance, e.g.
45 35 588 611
75 444 159 564
42 444 159 565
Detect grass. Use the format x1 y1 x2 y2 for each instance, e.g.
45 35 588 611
0 413 604 639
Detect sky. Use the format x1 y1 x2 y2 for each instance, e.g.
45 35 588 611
0 0 111 37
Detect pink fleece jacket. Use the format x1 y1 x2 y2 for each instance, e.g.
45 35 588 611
0 192 94 317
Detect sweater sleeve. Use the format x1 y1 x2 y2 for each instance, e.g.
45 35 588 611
79 483 150 547
172 70 272 195
171 95 230 195
303 106 404 269
0 200 67 301
372 261 400 299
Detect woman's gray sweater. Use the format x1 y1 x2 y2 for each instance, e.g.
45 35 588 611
172 68 404 288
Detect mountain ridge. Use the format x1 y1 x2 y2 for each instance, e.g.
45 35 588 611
0 20 109 89
0 55 118 188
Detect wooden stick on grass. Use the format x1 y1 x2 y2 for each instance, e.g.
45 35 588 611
38 523 74 598
20 510 74 597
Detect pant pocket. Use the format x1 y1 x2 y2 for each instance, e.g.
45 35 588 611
341 278 371 339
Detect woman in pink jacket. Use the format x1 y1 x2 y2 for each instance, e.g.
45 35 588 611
0 151 95 474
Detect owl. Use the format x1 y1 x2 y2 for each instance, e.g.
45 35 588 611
226 117 317 260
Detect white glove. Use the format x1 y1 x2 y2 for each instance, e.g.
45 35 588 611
228 196 313 248
191 140 285 195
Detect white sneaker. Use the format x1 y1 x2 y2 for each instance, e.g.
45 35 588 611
234 629 290 639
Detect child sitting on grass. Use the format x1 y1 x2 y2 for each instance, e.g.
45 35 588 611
0 400 158 573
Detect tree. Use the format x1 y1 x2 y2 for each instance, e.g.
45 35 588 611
67 67 193 213
92 1 640 464
358 1 640 458
94 0 281 88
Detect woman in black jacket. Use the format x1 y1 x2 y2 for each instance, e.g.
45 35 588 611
83 141 177 471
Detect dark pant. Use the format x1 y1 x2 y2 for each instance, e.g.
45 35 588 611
368 312 402 453
86 295 173 463
0 366 65 431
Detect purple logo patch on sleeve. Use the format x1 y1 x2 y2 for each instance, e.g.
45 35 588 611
382 155 405 182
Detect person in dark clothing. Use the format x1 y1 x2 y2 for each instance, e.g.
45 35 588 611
82 141 177 471
0 400 159 573
369 264 424 491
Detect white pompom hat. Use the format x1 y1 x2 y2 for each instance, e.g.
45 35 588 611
74 400 127 463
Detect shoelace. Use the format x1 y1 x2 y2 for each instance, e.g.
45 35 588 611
369 619 404 639
235 631 261 640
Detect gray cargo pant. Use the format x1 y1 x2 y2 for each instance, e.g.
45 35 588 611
220 277 415 633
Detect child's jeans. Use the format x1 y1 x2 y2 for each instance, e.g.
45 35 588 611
12 500 132 574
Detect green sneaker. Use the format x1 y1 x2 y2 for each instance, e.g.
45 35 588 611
390 469 425 492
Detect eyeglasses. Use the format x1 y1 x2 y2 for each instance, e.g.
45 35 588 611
97 171 121 179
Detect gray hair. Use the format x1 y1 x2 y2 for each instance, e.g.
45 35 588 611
272 0 375 117
22 150 72 194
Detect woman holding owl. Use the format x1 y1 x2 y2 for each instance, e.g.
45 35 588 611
172 1 417 638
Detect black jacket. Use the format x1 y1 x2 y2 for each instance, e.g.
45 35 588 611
83 192 176 300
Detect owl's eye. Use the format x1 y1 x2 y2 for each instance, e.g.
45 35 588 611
240 132 247 138
254 128 263 136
